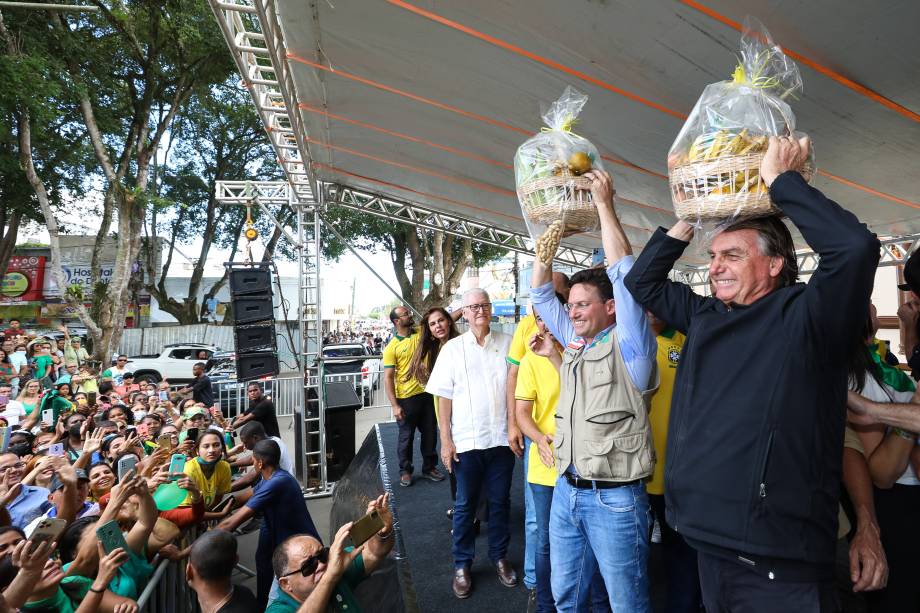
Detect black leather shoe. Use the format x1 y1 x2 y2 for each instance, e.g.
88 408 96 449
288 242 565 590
452 567 472 598
495 558 518 587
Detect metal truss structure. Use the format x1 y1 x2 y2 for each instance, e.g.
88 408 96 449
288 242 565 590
208 0 315 203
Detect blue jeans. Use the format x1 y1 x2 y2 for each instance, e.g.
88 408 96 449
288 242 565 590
523 438 536 589
452 446 515 568
534 483 611 613
549 476 651 612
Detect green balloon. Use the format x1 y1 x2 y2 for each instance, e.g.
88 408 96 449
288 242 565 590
153 482 186 511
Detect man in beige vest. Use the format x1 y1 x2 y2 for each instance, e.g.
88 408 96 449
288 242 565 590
531 169 658 612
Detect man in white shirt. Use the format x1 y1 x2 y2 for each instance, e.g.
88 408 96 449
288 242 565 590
8 344 28 398
426 288 517 599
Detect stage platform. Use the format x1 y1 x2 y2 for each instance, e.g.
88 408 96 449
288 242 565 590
330 421 668 612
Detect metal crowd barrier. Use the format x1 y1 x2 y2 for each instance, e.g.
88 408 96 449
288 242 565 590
137 526 203 613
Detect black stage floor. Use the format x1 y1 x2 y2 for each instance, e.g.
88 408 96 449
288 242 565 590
377 422 530 612
369 422 669 613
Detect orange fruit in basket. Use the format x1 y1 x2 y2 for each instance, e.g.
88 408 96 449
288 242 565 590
568 151 592 175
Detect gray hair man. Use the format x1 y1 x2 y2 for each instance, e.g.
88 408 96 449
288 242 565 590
625 136 880 611
426 288 517 599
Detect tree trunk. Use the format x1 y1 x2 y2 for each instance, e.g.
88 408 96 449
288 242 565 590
17 109 102 345
0 209 21 277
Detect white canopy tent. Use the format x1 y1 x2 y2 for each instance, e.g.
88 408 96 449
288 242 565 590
208 0 920 493
210 0 920 268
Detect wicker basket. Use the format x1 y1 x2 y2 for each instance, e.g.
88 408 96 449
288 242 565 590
670 151 814 221
517 168 598 233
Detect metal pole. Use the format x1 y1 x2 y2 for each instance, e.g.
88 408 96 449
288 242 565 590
315 192 328 492
0 2 100 11
318 214 422 319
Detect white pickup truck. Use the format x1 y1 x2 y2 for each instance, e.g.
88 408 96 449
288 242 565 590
319 343 382 405
125 343 220 384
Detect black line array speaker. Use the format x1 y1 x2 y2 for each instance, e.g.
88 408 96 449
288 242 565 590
229 268 272 296
231 295 274 324
227 262 278 381
236 351 279 380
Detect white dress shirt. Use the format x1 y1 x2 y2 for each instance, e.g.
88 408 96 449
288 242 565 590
426 329 511 453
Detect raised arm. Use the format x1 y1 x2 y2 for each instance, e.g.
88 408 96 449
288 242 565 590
624 225 706 335
762 137 879 346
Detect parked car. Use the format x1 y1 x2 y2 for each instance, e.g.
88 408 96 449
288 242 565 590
126 343 221 384
317 343 382 406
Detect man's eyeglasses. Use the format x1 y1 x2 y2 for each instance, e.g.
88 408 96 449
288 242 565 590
117 359 127 363
464 303 492 313
0 462 25 474
563 300 606 313
280 547 329 578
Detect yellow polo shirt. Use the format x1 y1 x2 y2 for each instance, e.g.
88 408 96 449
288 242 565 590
507 314 539 366
647 328 685 496
181 458 232 507
382 333 424 399
515 351 559 487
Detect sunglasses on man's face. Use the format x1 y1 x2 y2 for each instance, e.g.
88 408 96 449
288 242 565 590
280 547 329 578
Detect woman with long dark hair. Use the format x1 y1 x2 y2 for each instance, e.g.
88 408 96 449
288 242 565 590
406 307 462 514
406 307 460 387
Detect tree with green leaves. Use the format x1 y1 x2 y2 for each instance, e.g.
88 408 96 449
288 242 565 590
321 206 508 313
141 82 282 324
3 1 235 359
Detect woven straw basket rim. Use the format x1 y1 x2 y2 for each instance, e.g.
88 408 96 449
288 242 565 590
670 151 814 221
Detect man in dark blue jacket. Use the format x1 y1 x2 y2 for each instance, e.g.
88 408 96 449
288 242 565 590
625 135 880 612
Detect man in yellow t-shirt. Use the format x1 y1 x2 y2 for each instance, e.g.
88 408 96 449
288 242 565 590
383 305 443 487
647 312 700 612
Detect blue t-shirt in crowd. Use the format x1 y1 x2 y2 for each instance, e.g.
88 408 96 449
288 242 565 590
246 469 320 553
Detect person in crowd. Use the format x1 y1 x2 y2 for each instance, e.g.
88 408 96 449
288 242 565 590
59 472 157 602
642 312 702 613
62 412 88 463
71 366 98 396
0 350 15 388
17 380 43 430
383 305 444 487
24 465 97 536
103 404 134 428
231 421 293 492
0 384 26 427
179 363 214 408
61 327 89 368
187 529 258 613
0 526 24 559
87 462 117 503
232 382 280 438
102 355 130 386
624 136 879 611
269 494 394 613
531 169 657 611
55 363 79 386
0 452 50 529
9 343 28 398
506 275 570 599
406 307 461 511
28 342 55 389
426 288 517 599
219 439 320 609
846 303 917 609
178 430 233 518
2 320 22 341
114 373 140 397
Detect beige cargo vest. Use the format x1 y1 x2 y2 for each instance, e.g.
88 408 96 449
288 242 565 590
553 327 658 481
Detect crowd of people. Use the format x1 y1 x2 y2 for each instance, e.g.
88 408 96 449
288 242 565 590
382 136 918 613
0 326 394 612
